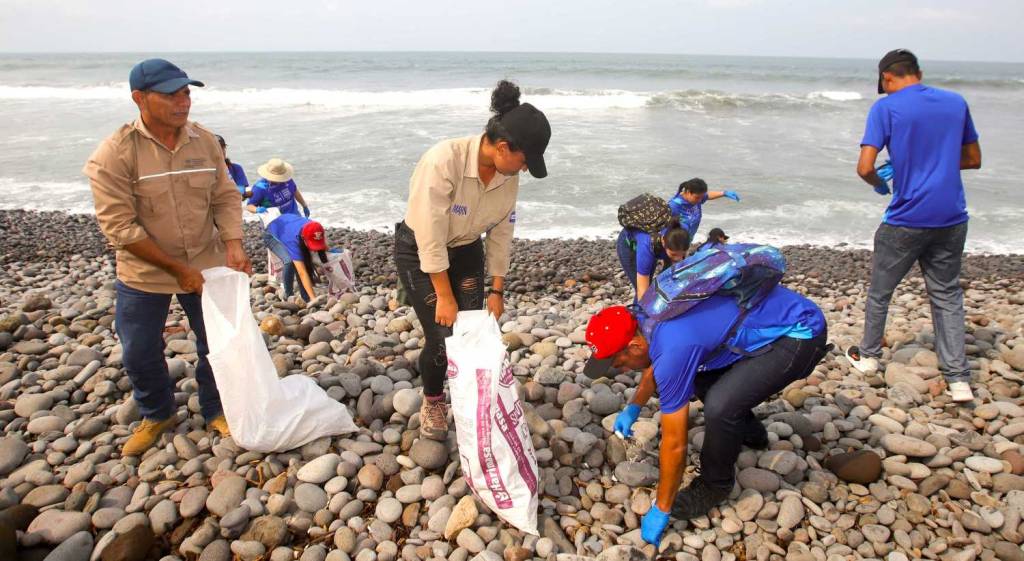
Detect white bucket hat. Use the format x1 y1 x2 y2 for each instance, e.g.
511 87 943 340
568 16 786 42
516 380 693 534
257 158 294 183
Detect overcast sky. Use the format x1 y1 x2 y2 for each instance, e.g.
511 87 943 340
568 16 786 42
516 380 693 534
2 0 1022 62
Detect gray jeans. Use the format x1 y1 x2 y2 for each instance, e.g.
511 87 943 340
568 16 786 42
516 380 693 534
861 222 970 383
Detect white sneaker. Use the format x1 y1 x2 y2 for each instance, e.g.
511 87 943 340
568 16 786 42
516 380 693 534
844 346 878 374
947 381 974 403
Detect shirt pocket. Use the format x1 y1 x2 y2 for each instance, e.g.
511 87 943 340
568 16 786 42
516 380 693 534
134 177 172 218
187 171 215 211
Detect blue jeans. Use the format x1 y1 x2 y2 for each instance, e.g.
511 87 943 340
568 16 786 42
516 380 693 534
263 231 310 301
115 281 222 421
616 229 670 303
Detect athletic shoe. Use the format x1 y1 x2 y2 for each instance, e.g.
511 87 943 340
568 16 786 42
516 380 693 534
844 346 879 374
122 417 175 457
947 381 974 403
419 397 449 441
670 476 732 520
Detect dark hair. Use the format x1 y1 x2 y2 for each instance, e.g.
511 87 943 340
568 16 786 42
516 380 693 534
662 219 691 254
299 243 328 286
483 80 522 151
885 60 920 77
678 178 708 196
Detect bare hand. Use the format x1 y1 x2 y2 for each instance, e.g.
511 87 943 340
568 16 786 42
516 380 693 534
486 292 504 320
225 240 252 275
175 266 205 294
435 294 458 327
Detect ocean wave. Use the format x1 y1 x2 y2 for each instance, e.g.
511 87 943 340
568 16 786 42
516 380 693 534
0 84 866 113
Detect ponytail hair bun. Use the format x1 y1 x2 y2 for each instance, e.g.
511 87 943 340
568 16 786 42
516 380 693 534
490 80 521 117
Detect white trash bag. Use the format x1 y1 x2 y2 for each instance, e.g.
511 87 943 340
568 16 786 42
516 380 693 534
201 267 358 452
313 249 356 298
446 310 539 535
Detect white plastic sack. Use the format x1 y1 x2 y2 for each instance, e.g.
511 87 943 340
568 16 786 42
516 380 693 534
446 310 539 535
201 267 358 452
314 249 356 297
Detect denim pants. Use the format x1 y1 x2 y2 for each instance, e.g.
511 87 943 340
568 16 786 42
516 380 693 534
394 221 484 397
616 229 671 303
114 281 223 421
860 222 970 383
263 230 310 301
694 332 829 489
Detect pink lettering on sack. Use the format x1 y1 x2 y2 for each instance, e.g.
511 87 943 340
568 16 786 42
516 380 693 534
495 395 538 494
476 368 513 509
446 359 459 380
498 358 514 387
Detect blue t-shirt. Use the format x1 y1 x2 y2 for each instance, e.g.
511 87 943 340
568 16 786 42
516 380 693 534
668 193 707 238
249 178 299 215
228 162 249 189
861 84 979 228
649 285 826 414
627 227 670 276
266 214 312 261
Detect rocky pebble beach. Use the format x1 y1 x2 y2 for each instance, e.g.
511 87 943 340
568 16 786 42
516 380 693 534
1 208 1023 561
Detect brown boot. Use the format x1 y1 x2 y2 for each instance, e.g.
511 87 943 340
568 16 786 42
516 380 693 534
207 415 231 437
122 417 175 456
419 396 449 441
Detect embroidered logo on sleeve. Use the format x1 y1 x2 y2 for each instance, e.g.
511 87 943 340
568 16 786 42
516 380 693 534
509 210 517 224
452 204 468 216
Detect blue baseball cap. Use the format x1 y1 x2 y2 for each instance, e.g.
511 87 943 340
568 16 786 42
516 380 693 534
129 58 204 94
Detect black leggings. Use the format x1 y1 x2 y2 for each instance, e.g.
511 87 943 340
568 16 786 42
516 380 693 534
394 221 485 397
693 331 829 489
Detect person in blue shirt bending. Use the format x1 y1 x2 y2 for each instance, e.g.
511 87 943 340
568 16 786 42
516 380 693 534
264 214 329 302
216 135 250 197
668 178 740 238
616 218 691 302
583 287 828 546
246 157 311 217
844 49 982 403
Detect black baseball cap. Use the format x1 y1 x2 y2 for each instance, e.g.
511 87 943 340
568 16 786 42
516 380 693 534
129 58 204 94
708 228 729 242
500 103 551 178
877 49 918 94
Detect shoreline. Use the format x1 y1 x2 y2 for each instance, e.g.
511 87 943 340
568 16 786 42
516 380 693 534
1 207 1023 561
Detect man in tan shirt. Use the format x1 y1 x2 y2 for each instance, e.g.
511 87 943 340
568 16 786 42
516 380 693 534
83 58 251 456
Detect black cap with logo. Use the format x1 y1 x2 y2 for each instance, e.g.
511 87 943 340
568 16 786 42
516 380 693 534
877 49 919 94
500 103 551 178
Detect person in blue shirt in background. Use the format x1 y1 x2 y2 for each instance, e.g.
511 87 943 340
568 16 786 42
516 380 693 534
668 178 740 238
616 218 691 302
844 49 982 403
246 157 311 217
263 214 329 302
216 135 250 198
583 286 828 546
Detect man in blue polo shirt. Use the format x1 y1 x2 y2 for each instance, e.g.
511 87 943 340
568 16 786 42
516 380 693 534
583 286 828 546
844 49 982 403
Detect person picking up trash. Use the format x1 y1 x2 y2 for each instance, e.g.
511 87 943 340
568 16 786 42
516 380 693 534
583 243 828 546
668 178 740 238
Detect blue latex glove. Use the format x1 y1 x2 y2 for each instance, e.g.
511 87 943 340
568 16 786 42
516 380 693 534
876 160 894 181
873 182 890 196
641 503 671 545
613 404 641 439
303 206 311 218
723 190 740 202
255 206 267 214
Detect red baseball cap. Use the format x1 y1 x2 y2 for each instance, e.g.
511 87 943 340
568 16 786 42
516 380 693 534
583 306 638 378
300 221 328 252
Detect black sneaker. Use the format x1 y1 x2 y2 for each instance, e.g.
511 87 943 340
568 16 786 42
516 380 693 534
671 476 731 520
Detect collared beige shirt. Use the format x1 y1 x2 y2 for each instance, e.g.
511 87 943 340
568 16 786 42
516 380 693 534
404 134 518 277
83 119 243 293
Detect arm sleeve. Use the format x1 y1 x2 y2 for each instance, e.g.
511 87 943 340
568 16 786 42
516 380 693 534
484 207 516 277
653 344 704 414
405 156 455 274
235 164 249 187
211 153 244 241
635 233 656 276
860 101 890 149
962 105 979 145
82 139 150 249
248 182 267 206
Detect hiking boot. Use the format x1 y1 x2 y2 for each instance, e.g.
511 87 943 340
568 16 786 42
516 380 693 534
844 346 879 374
670 476 732 520
419 396 449 441
122 417 175 457
208 415 231 437
947 381 974 403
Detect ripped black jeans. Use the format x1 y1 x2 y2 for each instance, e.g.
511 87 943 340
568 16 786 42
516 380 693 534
394 221 485 397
